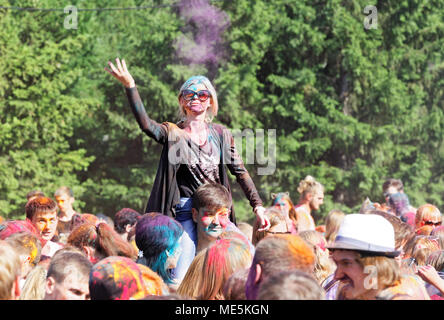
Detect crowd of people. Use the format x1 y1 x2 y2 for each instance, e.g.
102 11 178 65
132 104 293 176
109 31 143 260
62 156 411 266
1 61 442 301
0 176 443 300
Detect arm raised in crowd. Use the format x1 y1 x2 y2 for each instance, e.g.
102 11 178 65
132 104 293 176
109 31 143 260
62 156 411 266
105 58 168 144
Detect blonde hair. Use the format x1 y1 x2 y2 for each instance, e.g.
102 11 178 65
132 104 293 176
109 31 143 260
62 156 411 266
299 230 335 284
411 238 440 266
177 75 218 123
178 238 252 300
252 208 289 246
236 222 253 243
325 209 345 245
19 265 46 300
297 175 324 199
415 204 442 229
356 254 400 291
177 249 206 299
0 241 21 300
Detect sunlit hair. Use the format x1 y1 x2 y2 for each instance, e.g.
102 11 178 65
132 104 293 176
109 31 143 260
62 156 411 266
5 231 42 267
19 265 46 300
253 235 315 278
431 226 444 250
415 204 442 230
325 209 345 245
222 267 250 300
403 234 440 268
54 186 74 198
25 196 58 220
236 222 253 243
68 222 138 261
178 238 252 300
299 230 335 284
0 241 21 300
355 253 400 291
416 225 434 236
177 75 218 123
47 251 92 285
70 213 99 231
26 190 45 201
257 270 325 300
427 250 444 272
252 207 289 246
192 182 231 213
271 192 298 230
177 249 206 299
135 212 184 284
297 175 324 199
410 237 440 266
137 263 166 296
368 210 415 250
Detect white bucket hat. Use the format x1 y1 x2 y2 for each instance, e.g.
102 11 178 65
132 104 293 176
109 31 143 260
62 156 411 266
328 214 400 257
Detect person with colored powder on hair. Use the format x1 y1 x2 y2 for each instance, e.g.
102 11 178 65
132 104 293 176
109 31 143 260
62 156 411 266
25 196 64 259
191 182 254 253
135 212 185 290
89 256 166 300
170 183 254 283
245 234 316 300
5 232 42 290
177 237 252 300
105 59 270 282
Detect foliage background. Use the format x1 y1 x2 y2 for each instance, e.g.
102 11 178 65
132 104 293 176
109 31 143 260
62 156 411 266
1 0 443 225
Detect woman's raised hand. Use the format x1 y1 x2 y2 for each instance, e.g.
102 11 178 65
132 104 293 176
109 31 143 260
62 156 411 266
105 58 135 88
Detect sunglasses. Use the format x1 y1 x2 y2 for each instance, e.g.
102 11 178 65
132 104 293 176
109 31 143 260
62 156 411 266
424 220 442 226
181 89 211 102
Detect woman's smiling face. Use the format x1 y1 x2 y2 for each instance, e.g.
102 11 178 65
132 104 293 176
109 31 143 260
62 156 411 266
180 82 211 116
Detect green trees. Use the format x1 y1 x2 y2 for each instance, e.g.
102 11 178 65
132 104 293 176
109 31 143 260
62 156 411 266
1 0 443 224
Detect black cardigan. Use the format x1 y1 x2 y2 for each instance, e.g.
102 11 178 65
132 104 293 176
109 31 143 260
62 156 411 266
125 87 263 224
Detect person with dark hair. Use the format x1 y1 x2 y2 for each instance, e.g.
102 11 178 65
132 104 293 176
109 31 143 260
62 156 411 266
105 59 270 282
114 208 142 242
25 196 63 258
26 190 45 202
382 178 416 213
135 212 184 289
67 222 138 264
44 251 92 300
174 182 254 283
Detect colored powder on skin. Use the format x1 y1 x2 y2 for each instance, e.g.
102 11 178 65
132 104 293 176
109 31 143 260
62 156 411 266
205 239 230 276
